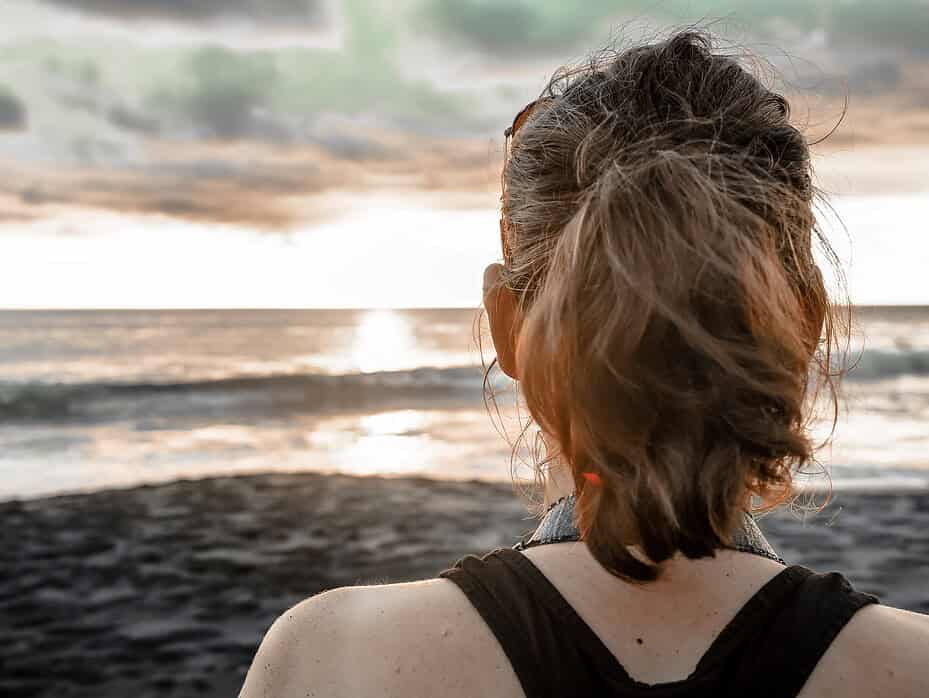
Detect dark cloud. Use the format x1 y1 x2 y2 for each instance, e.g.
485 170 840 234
418 0 604 54
41 0 329 27
56 92 100 115
0 91 27 130
107 104 161 136
830 1 929 55
178 96 295 144
422 2 542 52
308 128 397 162
796 59 905 98
69 136 125 167
848 62 904 96
166 48 295 142
42 56 100 87
416 1 929 59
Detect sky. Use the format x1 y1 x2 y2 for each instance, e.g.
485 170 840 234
1 1 928 307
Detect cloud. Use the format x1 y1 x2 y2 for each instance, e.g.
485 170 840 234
417 0 613 55
0 130 500 228
415 0 929 60
2 3 929 231
792 59 906 99
144 43 482 145
3 80 929 229
0 90 27 130
155 47 298 142
3 159 316 228
830 1 929 54
846 61 904 97
107 104 161 136
39 0 330 27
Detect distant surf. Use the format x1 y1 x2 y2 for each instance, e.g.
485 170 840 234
844 348 929 381
0 366 491 422
1 345 927 423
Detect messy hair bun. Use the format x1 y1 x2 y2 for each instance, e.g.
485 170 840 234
500 30 845 581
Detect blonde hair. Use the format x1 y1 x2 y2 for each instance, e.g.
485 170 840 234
497 30 846 581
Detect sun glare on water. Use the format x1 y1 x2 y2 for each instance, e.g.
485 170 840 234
350 309 418 374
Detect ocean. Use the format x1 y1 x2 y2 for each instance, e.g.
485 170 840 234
1 307 928 500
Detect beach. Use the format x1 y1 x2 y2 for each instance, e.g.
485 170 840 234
4 2 929 695
3 472 927 698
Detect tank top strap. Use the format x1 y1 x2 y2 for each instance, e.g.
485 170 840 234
438 548 574 698
726 568 880 698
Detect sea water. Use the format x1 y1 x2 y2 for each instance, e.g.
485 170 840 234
0 307 927 499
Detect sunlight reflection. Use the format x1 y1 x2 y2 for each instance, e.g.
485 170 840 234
351 310 417 373
359 410 429 436
338 433 434 476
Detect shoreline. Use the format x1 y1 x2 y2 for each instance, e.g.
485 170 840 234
4 472 928 697
4 467 927 506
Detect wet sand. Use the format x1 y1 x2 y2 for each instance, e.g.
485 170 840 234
2 472 927 697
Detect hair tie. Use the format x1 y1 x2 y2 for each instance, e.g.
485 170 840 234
581 471 602 487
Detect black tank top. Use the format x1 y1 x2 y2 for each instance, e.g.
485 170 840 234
438 548 878 698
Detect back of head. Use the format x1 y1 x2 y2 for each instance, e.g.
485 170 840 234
500 30 841 581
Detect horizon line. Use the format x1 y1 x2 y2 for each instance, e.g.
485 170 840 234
2 304 929 312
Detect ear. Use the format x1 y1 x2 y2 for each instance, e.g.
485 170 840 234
483 263 522 379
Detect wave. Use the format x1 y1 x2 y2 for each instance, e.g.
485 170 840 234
842 348 929 381
3 346 926 422
0 366 491 422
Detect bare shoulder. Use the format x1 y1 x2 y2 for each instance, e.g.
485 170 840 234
799 603 929 698
239 578 522 698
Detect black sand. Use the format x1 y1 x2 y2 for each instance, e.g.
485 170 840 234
2 473 927 697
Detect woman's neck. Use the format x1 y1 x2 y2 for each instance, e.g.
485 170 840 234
543 455 576 509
